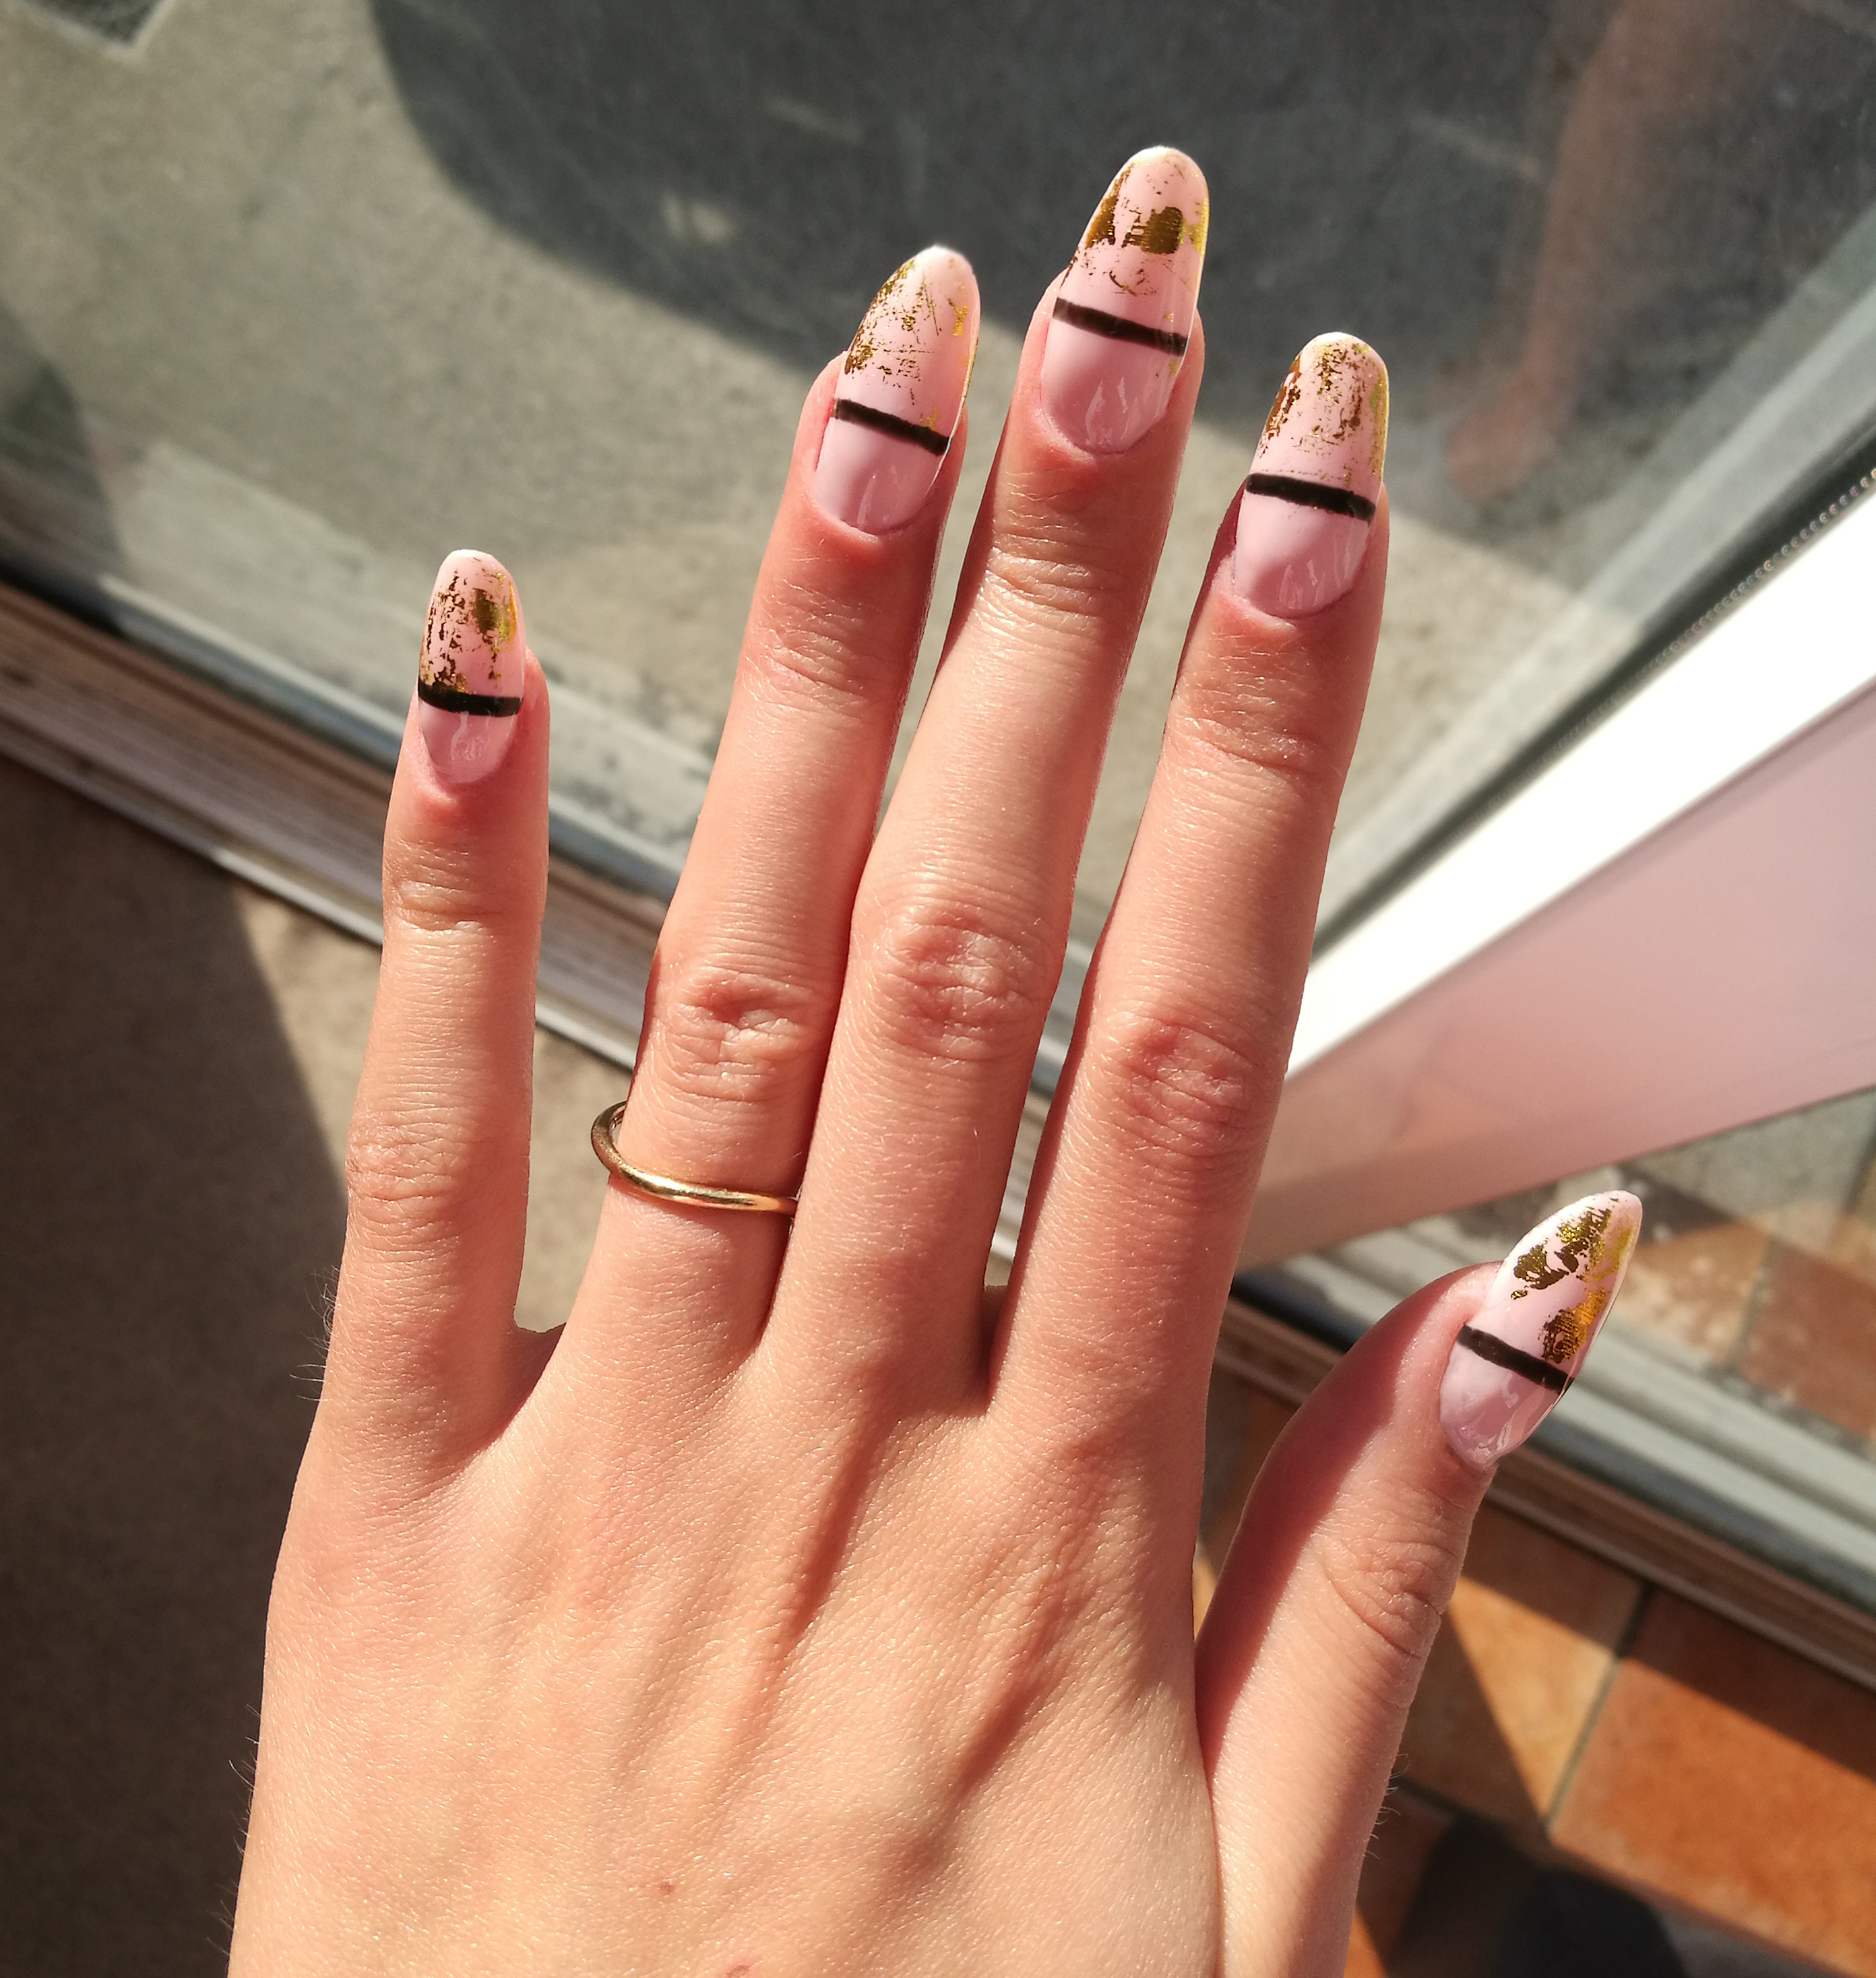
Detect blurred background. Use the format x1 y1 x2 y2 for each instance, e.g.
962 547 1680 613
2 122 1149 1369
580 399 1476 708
2 0 1873 1971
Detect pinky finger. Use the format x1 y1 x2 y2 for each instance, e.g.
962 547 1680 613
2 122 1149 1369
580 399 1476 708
322 551 551 1468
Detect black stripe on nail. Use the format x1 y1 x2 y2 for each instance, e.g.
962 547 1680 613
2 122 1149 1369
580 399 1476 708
417 678 523 716
828 397 950 456
1243 472 1377 522
1455 1325 1573 1393
1052 296 1189 356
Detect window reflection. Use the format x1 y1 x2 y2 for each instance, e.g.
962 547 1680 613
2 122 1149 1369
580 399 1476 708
1606 1095 1876 1448
1447 0 1876 507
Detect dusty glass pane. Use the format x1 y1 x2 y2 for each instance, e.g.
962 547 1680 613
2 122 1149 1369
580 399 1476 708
1259 1088 1876 1612
1 0 1873 922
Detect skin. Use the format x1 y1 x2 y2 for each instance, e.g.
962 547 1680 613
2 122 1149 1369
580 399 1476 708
231 276 1496 1976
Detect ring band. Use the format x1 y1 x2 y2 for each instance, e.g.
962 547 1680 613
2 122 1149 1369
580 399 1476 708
589 1102 798 1217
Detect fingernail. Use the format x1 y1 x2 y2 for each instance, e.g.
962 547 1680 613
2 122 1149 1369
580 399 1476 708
416 550 524 786
1439 1190 1643 1469
812 246 980 533
1231 333 1389 616
1040 146 1208 454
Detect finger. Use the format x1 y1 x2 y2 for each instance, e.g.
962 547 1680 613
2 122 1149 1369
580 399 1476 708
774 148 1210 1398
1195 1193 1642 1978
997 336 1387 1446
1194 1271 1488 1978
325 552 549 1463
571 251 979 1366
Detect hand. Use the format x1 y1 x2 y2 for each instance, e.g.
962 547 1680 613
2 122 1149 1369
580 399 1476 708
232 150 1505 1977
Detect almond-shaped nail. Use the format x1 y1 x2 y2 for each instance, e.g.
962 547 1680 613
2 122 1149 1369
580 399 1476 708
813 247 980 534
1440 1190 1643 1469
417 550 524 786
1040 146 1208 453
1231 333 1388 616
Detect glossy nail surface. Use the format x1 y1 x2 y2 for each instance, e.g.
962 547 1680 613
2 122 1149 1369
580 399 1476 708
1040 147 1208 453
417 550 523 786
1231 333 1388 617
1440 1190 1642 1469
813 246 980 534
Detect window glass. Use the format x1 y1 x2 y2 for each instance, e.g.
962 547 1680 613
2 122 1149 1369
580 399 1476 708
3 0 1874 924
1256 1087 1876 1613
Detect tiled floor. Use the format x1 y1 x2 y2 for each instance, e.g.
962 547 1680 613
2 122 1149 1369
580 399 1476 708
1571 1108 1876 1456
1553 1595 1876 1974
1198 1369 1876 1976
1399 1507 1638 1831
0 756 621 1973
1734 1237 1876 1443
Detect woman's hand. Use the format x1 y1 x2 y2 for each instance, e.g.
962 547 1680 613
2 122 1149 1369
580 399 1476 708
229 149 1582 1977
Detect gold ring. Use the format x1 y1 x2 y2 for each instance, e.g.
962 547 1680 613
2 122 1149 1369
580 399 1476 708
589 1102 798 1217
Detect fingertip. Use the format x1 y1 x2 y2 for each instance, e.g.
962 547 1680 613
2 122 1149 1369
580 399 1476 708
1438 1190 1642 1473
1373 1260 1497 1360
411 550 534 792
1041 148 1208 455
1225 331 1389 620
1332 1262 1500 1479
809 247 981 536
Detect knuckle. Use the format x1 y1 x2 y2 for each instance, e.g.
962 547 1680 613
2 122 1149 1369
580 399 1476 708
1088 1006 1273 1175
644 956 823 1107
741 598 896 713
1308 1514 1465 1678
381 843 522 945
342 1103 470 1242
382 868 476 943
978 525 1128 634
858 887 1055 1068
1166 648 1350 814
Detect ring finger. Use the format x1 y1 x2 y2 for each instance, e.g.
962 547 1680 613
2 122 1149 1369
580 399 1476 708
573 248 981 1368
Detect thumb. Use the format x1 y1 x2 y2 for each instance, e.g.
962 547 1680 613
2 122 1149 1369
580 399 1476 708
1195 1191 1641 1978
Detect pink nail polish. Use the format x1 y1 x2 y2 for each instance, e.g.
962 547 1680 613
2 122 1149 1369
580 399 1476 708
416 550 523 786
1230 334 1389 617
1439 1190 1643 1470
812 247 980 534
1040 147 1208 454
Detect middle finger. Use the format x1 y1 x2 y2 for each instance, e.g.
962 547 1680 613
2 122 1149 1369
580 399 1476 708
772 148 1210 1400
